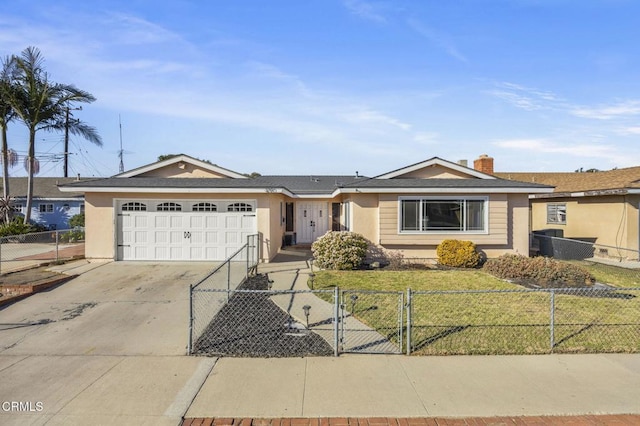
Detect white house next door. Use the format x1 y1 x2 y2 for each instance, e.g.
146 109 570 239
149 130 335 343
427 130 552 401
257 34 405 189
296 202 328 244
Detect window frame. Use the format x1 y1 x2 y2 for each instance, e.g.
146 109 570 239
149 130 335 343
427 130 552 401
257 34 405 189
39 203 54 214
546 203 567 225
398 196 489 234
156 202 182 212
227 202 253 212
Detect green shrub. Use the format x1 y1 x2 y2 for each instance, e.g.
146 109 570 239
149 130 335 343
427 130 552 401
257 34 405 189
436 239 481 268
483 254 595 287
69 213 85 228
0 217 47 237
60 229 85 243
311 231 368 270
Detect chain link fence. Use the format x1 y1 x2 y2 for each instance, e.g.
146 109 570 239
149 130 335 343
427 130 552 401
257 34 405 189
0 228 85 274
189 233 640 357
408 287 640 355
188 234 259 353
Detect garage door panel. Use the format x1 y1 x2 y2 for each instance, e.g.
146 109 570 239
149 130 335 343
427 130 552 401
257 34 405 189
118 201 256 261
170 231 183 244
190 216 203 228
225 216 238 228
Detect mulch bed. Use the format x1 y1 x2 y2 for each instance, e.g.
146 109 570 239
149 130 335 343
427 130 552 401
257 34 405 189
192 274 333 357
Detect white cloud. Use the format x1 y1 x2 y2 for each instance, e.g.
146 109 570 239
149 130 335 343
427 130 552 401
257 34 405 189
571 100 640 120
343 0 388 23
493 138 630 165
413 132 439 145
406 18 467 63
487 82 562 111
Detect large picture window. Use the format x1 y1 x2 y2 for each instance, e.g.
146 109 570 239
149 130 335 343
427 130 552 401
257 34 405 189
399 197 487 233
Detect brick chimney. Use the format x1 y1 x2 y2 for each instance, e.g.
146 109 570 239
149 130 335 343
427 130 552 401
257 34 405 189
473 154 494 175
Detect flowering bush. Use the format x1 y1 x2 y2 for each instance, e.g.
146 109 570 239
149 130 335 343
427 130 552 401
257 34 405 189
483 254 595 287
436 239 481 268
311 231 368 270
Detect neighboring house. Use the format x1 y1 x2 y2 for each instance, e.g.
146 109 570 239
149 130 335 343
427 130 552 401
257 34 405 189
58 154 552 262
496 166 640 256
1 177 85 230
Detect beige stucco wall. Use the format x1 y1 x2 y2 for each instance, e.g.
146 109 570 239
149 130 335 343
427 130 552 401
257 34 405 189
84 192 279 262
398 165 474 179
85 193 117 259
348 194 379 244
531 194 640 252
137 163 233 178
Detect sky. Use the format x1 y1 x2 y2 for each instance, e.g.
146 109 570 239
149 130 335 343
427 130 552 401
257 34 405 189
2 0 640 178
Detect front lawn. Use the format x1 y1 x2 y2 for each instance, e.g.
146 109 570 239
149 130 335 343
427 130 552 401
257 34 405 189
311 268 640 355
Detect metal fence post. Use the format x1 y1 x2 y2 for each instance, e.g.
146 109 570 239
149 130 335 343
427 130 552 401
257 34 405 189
334 286 339 357
55 230 59 261
188 284 194 354
246 237 250 278
406 288 412 355
227 260 231 302
550 290 555 352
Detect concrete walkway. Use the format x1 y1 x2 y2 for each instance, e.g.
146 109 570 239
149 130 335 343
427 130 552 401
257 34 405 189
1 257 640 425
261 253 399 354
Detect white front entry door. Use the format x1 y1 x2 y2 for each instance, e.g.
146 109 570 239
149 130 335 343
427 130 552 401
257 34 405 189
296 202 328 244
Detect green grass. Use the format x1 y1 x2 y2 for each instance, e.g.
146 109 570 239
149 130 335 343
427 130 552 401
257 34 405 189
311 268 640 355
566 260 640 288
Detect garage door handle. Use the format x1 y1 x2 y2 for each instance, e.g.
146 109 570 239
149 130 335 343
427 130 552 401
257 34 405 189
243 214 256 217
117 244 130 247
184 232 191 239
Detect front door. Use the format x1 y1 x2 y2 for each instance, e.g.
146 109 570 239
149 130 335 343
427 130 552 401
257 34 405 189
296 202 328 243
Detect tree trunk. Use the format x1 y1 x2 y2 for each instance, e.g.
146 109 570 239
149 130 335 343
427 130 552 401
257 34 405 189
1 126 9 223
24 130 35 224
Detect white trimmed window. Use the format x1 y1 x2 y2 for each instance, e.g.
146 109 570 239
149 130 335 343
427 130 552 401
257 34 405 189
39 204 54 214
399 197 487 233
547 203 566 224
157 202 182 212
228 202 253 212
122 202 147 211
192 202 217 212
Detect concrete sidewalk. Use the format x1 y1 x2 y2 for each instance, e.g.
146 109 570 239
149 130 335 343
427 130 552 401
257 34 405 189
186 354 640 419
1 353 639 425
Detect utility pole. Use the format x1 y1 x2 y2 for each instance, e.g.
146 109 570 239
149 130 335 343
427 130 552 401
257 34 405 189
63 105 82 177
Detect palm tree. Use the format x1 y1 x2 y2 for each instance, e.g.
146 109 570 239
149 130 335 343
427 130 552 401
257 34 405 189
8 46 102 223
0 55 19 218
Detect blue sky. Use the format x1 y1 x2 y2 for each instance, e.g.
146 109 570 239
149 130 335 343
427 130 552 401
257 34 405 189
2 0 640 177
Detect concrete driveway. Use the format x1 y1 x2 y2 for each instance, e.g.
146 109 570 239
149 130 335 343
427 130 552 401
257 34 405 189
0 261 215 356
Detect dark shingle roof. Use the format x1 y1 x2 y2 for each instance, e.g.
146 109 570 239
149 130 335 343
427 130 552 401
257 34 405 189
0 177 85 198
60 174 551 194
341 177 551 189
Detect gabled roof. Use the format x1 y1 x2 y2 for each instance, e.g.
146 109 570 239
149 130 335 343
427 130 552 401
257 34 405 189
0 177 84 199
375 157 496 179
117 154 247 179
496 166 640 196
58 153 553 197
59 174 552 197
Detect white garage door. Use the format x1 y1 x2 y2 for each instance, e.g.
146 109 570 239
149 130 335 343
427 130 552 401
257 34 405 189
117 200 257 261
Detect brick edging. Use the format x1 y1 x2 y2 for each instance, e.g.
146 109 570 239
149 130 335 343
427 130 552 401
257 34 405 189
182 415 640 426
